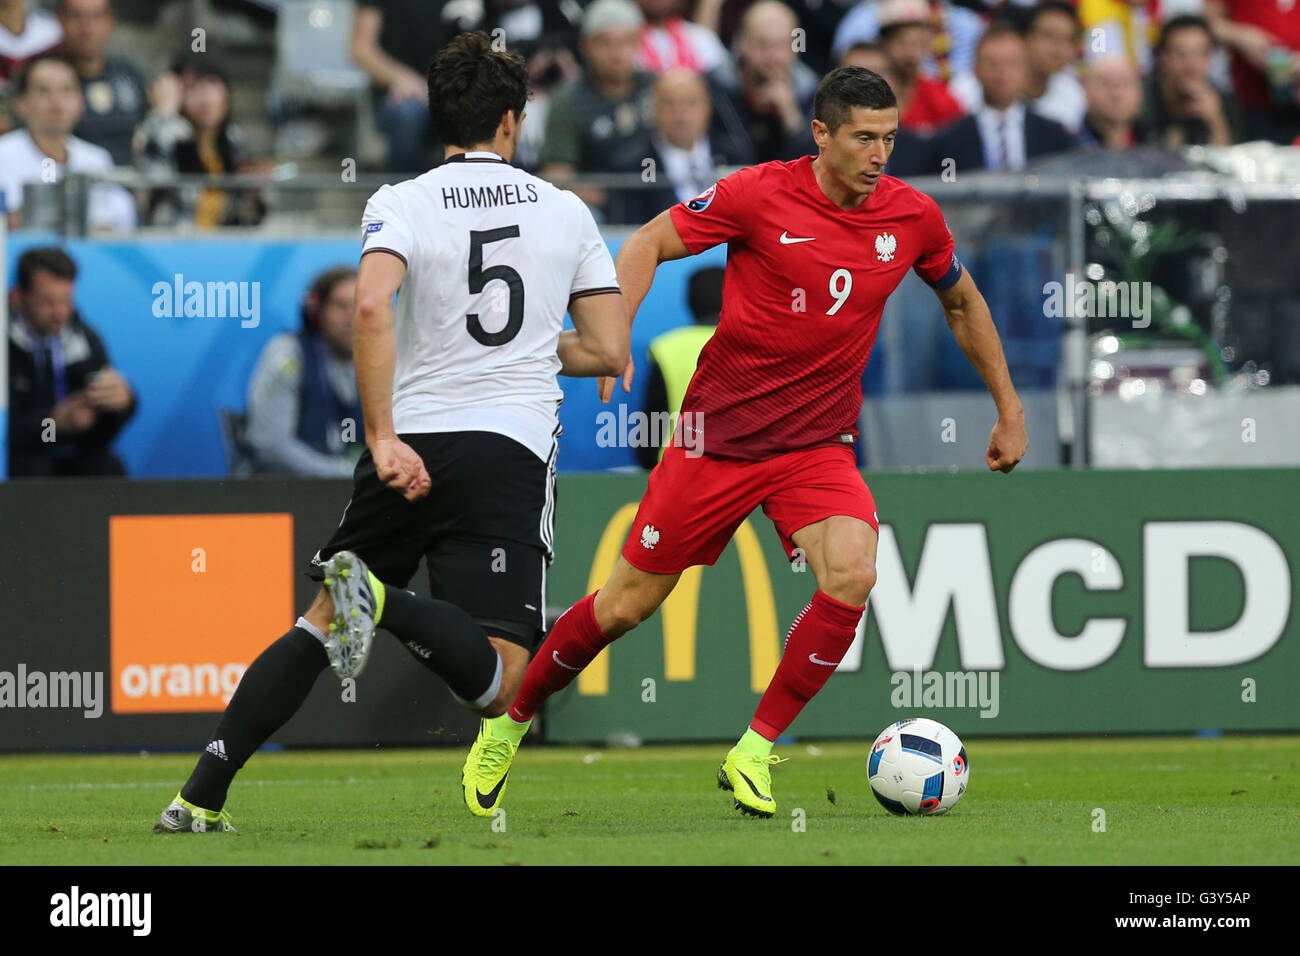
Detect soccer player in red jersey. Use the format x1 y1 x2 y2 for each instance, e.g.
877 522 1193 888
462 66 1028 818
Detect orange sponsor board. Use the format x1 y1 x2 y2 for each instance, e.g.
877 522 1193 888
110 514 294 713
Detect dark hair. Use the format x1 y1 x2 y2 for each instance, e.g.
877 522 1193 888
171 52 230 88
17 247 78 291
976 19 1026 55
687 266 725 325
301 266 357 334
1027 1 1079 34
426 31 529 148
167 53 239 174
814 66 897 133
13 53 78 96
1156 14 1214 55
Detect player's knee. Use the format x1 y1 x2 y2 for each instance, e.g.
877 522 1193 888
825 559 876 606
600 592 653 637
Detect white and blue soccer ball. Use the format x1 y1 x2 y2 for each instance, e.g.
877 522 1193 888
867 717 969 815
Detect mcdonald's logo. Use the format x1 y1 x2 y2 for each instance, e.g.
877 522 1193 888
579 504 781 695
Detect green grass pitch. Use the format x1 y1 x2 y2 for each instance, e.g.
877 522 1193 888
2 736 1297 865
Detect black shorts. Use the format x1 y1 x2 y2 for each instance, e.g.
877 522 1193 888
308 430 555 647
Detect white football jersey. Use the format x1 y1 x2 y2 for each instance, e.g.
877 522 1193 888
359 150 619 463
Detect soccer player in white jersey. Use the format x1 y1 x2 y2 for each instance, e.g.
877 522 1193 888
154 32 629 833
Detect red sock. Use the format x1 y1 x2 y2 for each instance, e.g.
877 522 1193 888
750 590 864 740
509 592 612 722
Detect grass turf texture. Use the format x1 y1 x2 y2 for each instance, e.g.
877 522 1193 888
2 736 1296 865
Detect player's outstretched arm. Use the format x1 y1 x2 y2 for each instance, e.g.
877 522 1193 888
599 209 693 402
935 269 1028 473
559 292 630 378
354 249 430 500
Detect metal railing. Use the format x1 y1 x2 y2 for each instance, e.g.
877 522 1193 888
14 168 1300 471
20 168 724 237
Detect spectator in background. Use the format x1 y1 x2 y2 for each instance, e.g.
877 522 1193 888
637 264 723 469
951 2 1087 133
1205 0 1300 144
707 0 817 163
245 266 364 477
832 0 985 79
878 0 964 134
1078 54 1144 148
0 54 135 232
0 0 62 132
636 0 729 73
7 246 137 477
928 23 1076 172
838 39 930 176
56 0 146 166
541 0 654 212
350 0 443 172
444 0 582 62
440 0 585 170
694 0 855 77
839 38 890 75
135 55 265 228
1142 15 1239 149
611 68 747 224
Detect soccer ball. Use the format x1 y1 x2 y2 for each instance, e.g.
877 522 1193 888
867 717 969 815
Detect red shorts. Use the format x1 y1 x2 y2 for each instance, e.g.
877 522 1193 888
621 442 879 575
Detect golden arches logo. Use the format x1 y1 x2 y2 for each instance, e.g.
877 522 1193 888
578 504 781 695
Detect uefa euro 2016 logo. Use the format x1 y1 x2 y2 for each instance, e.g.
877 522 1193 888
686 184 717 213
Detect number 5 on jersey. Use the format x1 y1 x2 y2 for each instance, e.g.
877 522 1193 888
467 226 525 346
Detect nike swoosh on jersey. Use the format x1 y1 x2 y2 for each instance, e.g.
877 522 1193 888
552 650 582 671
779 232 816 244
476 773 509 809
808 653 840 667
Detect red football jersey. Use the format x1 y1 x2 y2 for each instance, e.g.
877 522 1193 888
667 156 961 461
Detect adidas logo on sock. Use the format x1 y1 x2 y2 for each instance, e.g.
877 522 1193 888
405 640 431 659
205 739 228 761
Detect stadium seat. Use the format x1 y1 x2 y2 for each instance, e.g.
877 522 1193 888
274 0 370 157
275 0 368 103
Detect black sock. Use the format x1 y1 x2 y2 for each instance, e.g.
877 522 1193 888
377 584 502 708
181 626 327 811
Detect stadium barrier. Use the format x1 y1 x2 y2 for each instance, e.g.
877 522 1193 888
6 175 1297 477
2 231 724 478
0 477 479 752
542 467 1298 744
2 468 1294 751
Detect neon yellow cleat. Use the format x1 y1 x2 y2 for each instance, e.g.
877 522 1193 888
153 792 237 833
717 747 788 818
461 715 530 817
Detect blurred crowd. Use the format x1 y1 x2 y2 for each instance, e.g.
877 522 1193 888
4 1 1299 478
0 0 1297 233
